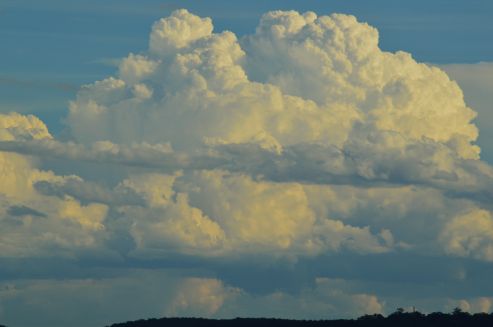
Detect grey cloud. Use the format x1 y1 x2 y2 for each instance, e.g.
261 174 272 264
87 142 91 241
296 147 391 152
34 179 146 207
1 136 491 206
7 205 46 218
0 139 192 171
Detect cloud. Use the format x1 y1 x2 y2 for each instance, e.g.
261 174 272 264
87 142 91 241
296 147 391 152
150 9 214 56
439 62 493 163
122 170 390 258
242 11 479 159
1 9 491 262
440 209 493 262
57 5 491 264
1 9 492 262
0 112 52 141
440 62 493 93
0 113 110 257
1 137 491 206
167 278 240 317
65 10 478 160
0 273 383 327
224 277 384 319
454 297 493 313
33 178 146 207
7 205 46 218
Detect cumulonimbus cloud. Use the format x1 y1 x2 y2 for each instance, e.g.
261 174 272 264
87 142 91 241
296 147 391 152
0 9 492 263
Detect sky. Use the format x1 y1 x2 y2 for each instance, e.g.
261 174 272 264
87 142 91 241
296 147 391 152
0 1 493 326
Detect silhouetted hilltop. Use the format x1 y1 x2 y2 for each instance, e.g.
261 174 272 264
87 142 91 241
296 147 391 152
106 310 493 327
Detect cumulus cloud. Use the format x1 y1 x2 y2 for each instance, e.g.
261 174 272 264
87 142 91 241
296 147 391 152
1 137 492 204
440 209 493 261
167 278 240 317
149 9 214 56
124 170 390 257
65 10 479 160
1 8 492 262
1 9 492 262
242 11 478 158
61 8 490 262
460 297 493 313
0 113 110 257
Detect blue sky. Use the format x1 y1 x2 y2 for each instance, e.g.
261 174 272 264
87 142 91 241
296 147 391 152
1 1 493 327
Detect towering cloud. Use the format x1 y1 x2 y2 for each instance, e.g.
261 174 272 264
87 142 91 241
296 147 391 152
1 7 491 261
67 10 479 159
16 9 486 260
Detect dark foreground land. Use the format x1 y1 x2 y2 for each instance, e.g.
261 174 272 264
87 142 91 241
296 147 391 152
106 311 493 327
2 311 493 327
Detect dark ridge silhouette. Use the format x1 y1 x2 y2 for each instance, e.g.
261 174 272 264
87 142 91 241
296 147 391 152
105 309 493 327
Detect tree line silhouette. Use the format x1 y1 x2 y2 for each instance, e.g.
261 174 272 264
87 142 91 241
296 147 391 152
2 308 493 327
101 308 493 327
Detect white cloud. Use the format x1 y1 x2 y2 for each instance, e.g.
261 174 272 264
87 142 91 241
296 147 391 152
1 9 492 262
448 297 493 313
124 170 390 257
119 54 159 85
243 11 479 158
0 112 51 141
167 278 241 317
440 209 493 261
0 113 110 257
150 9 214 56
66 10 479 161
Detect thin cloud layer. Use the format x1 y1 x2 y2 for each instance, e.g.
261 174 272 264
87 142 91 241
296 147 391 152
1 9 493 325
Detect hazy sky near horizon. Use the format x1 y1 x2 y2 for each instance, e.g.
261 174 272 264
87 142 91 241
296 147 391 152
1 1 493 326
